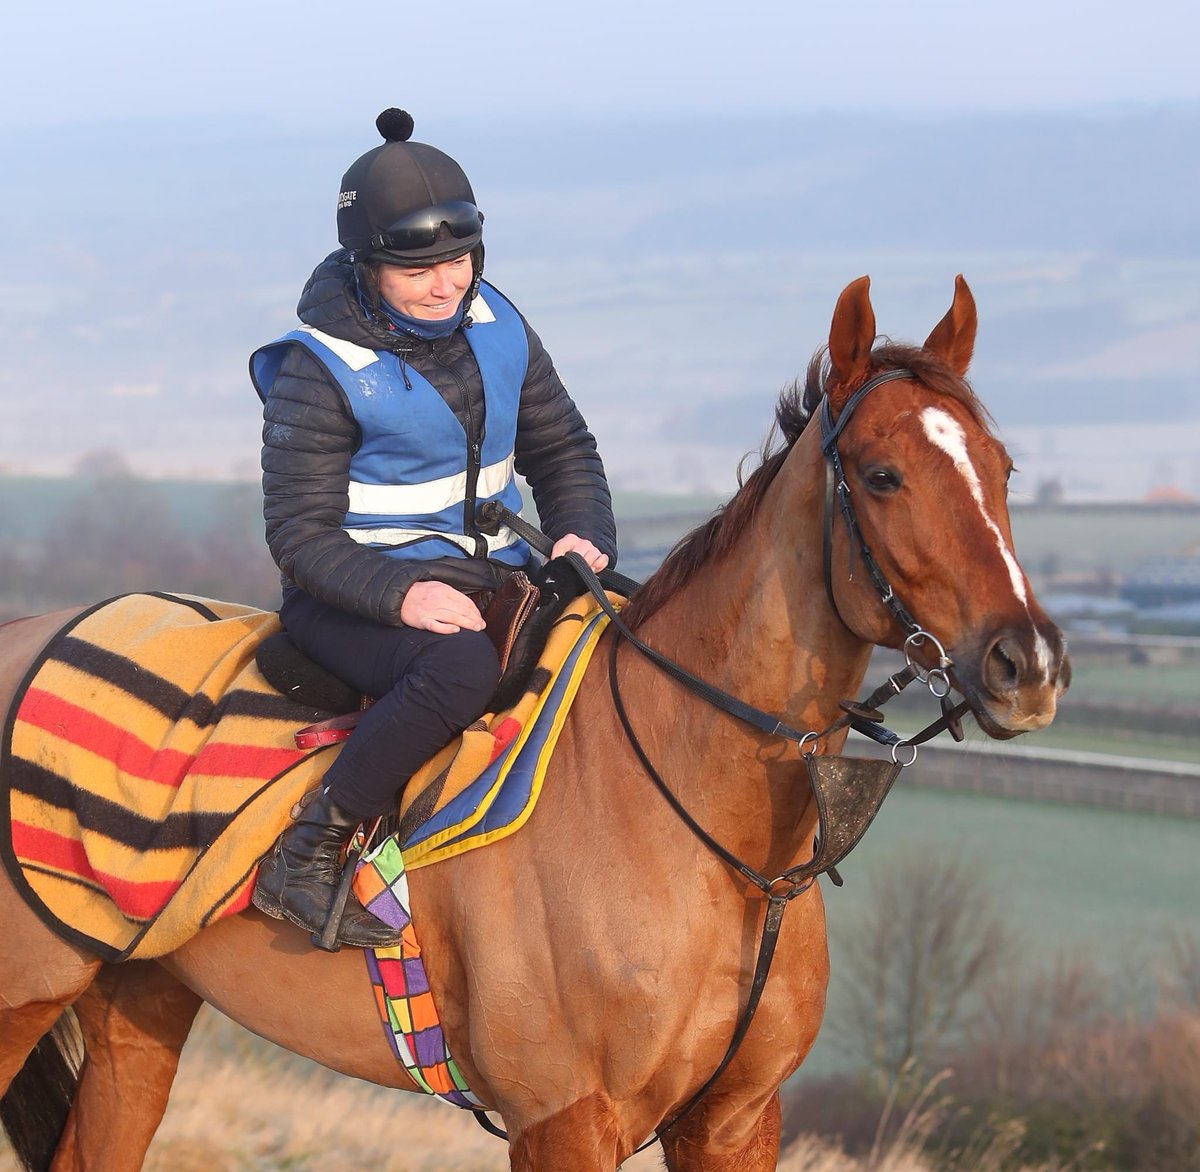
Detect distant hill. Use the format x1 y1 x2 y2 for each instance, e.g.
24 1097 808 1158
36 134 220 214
4 108 1197 261
1 109 1197 494
1 473 1192 582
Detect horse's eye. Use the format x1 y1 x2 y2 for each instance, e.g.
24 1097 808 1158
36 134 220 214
863 466 902 493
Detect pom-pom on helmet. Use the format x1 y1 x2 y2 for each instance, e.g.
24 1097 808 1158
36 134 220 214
336 109 484 266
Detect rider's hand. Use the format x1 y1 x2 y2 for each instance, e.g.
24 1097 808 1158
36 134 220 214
550 533 610 572
400 581 486 634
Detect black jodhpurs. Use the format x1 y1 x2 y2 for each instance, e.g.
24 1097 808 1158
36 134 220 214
280 588 501 819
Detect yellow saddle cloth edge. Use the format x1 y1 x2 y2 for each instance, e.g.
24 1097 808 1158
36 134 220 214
399 600 615 871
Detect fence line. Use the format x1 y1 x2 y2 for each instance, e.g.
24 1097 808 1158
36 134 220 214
852 737 1200 818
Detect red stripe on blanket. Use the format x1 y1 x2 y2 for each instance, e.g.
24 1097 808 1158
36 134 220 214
11 821 181 920
190 740 309 778
223 884 254 917
18 689 197 788
11 819 95 879
20 689 308 787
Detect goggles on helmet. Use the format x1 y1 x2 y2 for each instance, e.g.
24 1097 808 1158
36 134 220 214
369 200 484 254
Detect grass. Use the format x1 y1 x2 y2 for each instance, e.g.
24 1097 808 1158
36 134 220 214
1060 659 1200 706
869 789 1200 965
0 476 259 542
0 1015 1053 1172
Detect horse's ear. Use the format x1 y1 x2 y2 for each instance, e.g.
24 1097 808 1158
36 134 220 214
923 274 977 376
828 276 876 395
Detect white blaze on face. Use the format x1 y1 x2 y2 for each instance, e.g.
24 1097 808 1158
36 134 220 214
919 407 1053 678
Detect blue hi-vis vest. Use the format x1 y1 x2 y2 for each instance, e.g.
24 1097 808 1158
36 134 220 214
251 283 532 566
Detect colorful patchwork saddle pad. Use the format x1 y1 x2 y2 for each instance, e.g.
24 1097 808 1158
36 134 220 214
1 590 615 963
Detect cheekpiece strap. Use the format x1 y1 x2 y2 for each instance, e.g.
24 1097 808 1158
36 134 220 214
819 369 923 635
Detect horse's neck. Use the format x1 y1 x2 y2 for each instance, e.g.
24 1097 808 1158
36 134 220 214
621 439 873 866
645 443 870 728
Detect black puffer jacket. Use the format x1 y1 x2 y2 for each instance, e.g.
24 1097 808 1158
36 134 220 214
259 251 616 625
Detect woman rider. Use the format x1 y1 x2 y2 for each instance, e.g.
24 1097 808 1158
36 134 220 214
249 109 617 949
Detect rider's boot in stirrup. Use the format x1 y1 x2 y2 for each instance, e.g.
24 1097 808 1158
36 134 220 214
252 787 401 949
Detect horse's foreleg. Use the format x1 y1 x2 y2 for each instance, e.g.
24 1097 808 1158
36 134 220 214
51 961 202 1172
508 1092 625 1171
0 879 98 1101
659 1091 782 1172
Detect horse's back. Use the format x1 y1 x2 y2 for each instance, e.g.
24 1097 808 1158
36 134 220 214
0 609 83 687
0 611 100 995
0 615 101 1020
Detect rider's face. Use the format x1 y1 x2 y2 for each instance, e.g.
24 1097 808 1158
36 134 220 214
376 254 474 321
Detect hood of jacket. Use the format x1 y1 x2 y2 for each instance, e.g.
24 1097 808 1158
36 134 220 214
296 250 394 350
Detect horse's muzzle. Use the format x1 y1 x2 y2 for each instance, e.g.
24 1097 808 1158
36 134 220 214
957 622 1071 738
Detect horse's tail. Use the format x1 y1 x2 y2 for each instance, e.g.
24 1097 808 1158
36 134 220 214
0 1012 82 1172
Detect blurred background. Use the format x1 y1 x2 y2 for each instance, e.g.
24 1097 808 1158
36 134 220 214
1 1 1198 1169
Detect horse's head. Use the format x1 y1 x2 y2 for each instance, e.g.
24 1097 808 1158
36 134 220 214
818 275 1070 738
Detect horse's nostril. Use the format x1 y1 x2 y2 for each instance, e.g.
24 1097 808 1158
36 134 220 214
987 639 1021 692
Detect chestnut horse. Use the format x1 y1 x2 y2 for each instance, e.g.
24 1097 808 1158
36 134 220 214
0 276 1068 1171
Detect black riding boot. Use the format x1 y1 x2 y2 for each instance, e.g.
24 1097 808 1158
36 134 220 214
252 787 402 949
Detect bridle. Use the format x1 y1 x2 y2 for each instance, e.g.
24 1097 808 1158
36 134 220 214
820 368 954 695
472 374 974 1146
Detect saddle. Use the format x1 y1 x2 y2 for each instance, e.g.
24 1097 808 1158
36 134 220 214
255 564 582 740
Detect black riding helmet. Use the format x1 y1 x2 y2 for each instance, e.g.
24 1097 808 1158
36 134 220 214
337 109 485 267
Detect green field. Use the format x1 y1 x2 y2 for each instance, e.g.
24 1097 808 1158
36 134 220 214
851 787 1198 950
3 476 1195 565
0 475 262 543
1062 659 1200 704
803 786 1200 1075
1008 504 1200 578
1020 723 1200 763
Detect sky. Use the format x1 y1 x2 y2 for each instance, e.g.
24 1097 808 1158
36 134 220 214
2 0 1197 499
3 0 1198 130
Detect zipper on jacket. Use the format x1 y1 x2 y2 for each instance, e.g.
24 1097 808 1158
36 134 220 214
431 343 488 558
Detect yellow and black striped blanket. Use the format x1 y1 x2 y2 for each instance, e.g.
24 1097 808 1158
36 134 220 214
1 590 616 963
0 593 336 962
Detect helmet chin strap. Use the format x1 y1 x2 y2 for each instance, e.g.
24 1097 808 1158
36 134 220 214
463 243 485 320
